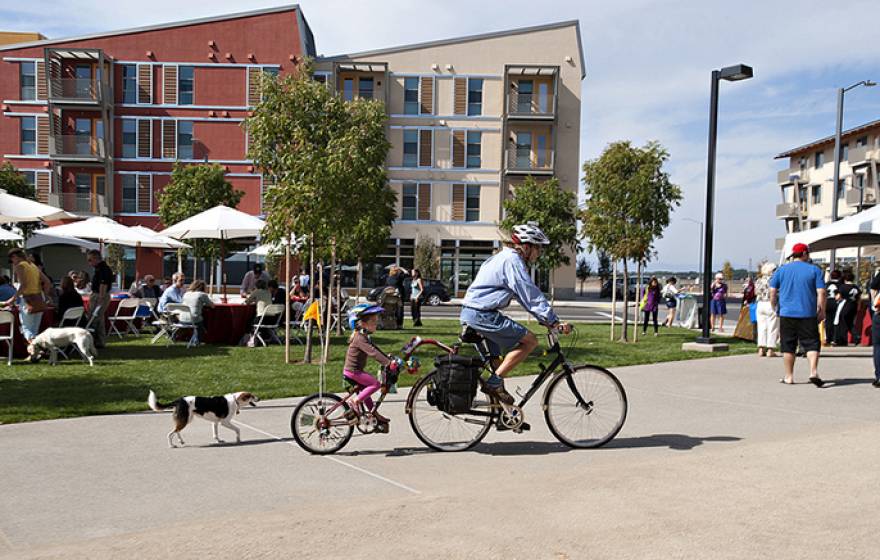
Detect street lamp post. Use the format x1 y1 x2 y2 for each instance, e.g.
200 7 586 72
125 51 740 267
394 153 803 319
682 218 703 286
828 80 876 270
697 64 753 345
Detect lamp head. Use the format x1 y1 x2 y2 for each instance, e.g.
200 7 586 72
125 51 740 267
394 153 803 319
719 64 754 82
865 80 877 87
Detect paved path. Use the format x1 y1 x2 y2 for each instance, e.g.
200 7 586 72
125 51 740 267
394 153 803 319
1 353 878 559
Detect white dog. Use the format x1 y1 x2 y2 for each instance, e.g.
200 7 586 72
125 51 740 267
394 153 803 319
148 390 259 447
27 328 97 366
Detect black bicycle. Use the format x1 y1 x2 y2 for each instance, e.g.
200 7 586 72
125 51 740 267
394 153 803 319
406 325 628 452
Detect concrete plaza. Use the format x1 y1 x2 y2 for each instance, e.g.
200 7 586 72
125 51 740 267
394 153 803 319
1 352 878 559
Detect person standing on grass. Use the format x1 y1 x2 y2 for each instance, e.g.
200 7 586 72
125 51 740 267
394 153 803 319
709 273 728 332
662 277 679 328
755 262 779 357
87 249 113 349
4 249 46 344
410 268 425 328
641 277 661 336
769 243 826 387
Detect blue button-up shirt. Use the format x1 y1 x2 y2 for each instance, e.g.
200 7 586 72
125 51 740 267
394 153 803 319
461 247 558 325
158 285 185 311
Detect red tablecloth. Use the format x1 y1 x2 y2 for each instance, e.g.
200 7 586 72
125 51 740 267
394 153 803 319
202 304 256 345
0 307 57 358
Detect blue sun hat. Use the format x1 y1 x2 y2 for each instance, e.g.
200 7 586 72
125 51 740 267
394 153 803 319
348 303 384 330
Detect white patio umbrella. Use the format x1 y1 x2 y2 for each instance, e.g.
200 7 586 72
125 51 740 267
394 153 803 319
160 205 266 301
0 228 23 242
129 226 191 250
26 231 98 251
37 217 176 248
249 234 304 256
0 189 76 224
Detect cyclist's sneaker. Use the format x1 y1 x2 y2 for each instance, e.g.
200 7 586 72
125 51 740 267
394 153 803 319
372 411 391 424
344 400 362 422
482 382 514 405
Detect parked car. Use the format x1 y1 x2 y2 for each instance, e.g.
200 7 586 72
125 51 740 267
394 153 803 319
367 278 451 306
600 277 641 299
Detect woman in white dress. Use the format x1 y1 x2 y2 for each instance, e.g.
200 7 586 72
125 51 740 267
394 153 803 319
755 262 779 357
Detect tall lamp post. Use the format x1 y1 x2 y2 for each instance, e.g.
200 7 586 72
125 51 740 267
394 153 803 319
828 79 876 271
697 64 754 345
682 218 703 285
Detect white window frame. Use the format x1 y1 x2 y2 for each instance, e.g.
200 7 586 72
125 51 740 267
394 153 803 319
402 129 419 168
178 65 195 106
465 184 481 222
402 76 421 115
466 77 484 117
121 118 138 158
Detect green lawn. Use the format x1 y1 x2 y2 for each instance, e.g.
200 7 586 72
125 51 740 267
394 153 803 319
0 320 756 424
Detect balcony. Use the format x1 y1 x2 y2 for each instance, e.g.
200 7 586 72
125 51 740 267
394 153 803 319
47 192 108 216
507 92 556 119
775 202 803 219
848 144 875 167
505 148 555 175
48 135 106 162
845 186 878 208
777 168 809 185
47 78 106 105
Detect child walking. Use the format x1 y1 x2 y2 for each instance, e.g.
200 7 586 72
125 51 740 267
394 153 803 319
343 304 401 430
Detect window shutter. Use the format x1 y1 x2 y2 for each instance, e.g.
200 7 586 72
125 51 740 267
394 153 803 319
162 120 176 158
452 131 465 168
452 184 465 221
453 77 467 115
35 172 50 203
137 64 152 104
419 129 432 167
162 65 178 104
137 175 152 213
137 119 152 158
419 76 433 115
247 67 261 106
261 175 276 214
35 61 47 101
418 183 431 220
36 115 49 155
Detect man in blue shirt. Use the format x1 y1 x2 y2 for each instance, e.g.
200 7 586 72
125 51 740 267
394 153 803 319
158 272 186 311
769 243 826 386
460 222 570 405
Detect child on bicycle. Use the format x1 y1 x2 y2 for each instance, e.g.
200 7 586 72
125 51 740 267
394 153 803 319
343 304 402 430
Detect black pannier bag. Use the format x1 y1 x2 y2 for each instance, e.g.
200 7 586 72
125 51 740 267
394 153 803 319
431 354 482 414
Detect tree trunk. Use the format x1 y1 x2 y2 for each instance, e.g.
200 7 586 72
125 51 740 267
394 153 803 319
208 257 215 295
303 238 315 364
611 260 617 341
335 265 343 336
284 235 291 364
177 249 183 274
323 241 336 364
634 261 642 343
357 258 363 302
619 259 629 342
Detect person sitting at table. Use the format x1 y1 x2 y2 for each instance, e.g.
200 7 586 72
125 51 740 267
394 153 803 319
182 280 214 346
290 277 309 315
160 276 172 294
74 271 92 297
0 275 16 302
268 279 286 306
158 272 186 311
4 248 47 344
245 278 272 316
240 263 270 296
131 275 163 299
57 275 84 326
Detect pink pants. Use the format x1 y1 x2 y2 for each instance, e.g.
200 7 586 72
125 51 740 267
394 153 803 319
343 369 380 410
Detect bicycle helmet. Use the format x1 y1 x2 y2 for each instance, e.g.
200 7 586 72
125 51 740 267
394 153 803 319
348 304 384 330
511 221 550 246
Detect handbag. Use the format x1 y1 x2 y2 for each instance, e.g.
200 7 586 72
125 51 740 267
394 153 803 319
23 293 47 314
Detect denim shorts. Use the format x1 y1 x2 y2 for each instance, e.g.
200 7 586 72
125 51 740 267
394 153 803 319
459 306 529 357
709 299 727 315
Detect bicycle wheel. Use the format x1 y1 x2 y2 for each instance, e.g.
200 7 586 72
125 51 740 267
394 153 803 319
408 371 493 452
544 365 627 449
291 393 353 455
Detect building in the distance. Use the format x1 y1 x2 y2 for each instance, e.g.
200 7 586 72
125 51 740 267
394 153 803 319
0 32 46 47
0 6 584 296
774 118 880 264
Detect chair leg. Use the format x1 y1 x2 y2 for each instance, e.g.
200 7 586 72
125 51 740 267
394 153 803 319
7 340 11 366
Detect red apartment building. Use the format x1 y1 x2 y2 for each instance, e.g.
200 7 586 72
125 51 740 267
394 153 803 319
0 5 314 274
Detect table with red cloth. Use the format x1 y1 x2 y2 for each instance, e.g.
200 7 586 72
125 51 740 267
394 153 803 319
201 303 256 345
0 307 57 358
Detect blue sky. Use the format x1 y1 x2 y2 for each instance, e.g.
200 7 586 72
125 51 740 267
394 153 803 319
4 0 879 271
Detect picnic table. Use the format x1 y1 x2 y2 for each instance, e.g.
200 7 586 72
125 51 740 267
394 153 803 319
202 303 256 345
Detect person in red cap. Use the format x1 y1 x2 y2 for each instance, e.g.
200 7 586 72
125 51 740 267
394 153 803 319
769 243 827 386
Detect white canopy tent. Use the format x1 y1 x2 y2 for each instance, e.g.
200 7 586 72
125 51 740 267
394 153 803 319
779 204 880 262
0 229 22 242
0 189 76 224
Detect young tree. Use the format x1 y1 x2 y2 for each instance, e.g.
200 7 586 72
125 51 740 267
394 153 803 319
414 236 440 280
722 260 734 281
500 176 578 299
576 255 592 296
157 163 244 279
0 162 38 239
581 141 682 342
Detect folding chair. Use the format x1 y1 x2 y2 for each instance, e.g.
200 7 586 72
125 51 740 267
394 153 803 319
165 303 198 348
0 310 14 365
84 304 103 335
59 306 85 327
287 298 311 345
109 298 141 338
250 303 286 346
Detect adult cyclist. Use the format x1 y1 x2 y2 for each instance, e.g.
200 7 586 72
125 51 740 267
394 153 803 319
459 222 571 405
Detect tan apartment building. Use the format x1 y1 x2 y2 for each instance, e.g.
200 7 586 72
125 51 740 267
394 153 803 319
315 21 584 297
775 118 880 263
0 32 45 47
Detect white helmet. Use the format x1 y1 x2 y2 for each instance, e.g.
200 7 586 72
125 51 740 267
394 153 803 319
512 221 550 246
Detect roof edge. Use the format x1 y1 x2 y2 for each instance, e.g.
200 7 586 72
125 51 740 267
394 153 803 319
0 4 302 52
319 19 586 79
775 117 880 159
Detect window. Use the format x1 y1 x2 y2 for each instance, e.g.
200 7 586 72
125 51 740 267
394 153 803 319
811 185 821 205
517 80 533 113
343 78 354 101
856 136 868 148
837 179 845 200
121 175 137 213
841 142 849 161
122 120 137 158
814 151 824 168
798 186 808 211
465 185 480 222
401 183 418 220
121 64 136 104
467 78 483 116
20 117 36 155
537 81 550 113
177 121 193 159
313 74 327 84
403 130 418 167
536 134 548 167
20 62 36 100
515 131 532 168
466 131 481 168
404 77 419 114
810 221 819 229
75 173 91 212
178 66 194 105
358 77 374 100
74 118 92 155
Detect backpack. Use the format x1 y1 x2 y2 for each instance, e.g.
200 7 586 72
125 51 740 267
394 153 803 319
428 354 482 414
